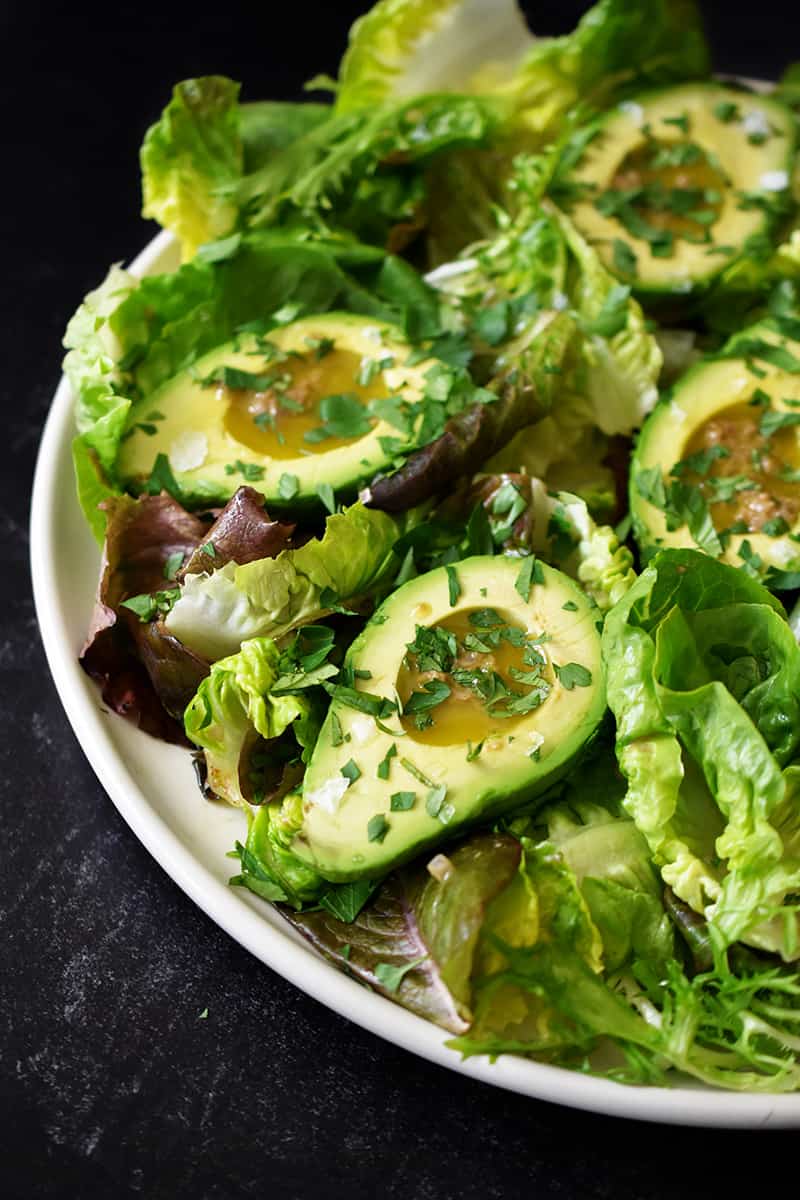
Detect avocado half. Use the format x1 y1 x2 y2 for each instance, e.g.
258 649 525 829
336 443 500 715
290 555 606 881
631 320 800 574
117 312 436 511
561 82 796 297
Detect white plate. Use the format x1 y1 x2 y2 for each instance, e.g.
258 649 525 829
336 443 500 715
31 229 800 1129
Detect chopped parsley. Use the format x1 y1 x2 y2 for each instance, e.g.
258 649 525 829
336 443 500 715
120 588 180 623
366 814 390 843
341 759 362 785
445 564 461 606
304 335 335 361
612 238 638 276
374 956 426 993
317 483 336 514
390 791 416 812
713 100 739 123
554 662 593 690
760 410 800 438
515 555 543 602
224 460 266 481
278 472 300 500
163 550 184 580
305 392 372 443
377 743 397 780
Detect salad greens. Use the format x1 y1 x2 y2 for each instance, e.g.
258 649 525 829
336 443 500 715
65 0 800 1094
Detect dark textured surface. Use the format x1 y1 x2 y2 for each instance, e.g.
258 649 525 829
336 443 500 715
5 2 798 1195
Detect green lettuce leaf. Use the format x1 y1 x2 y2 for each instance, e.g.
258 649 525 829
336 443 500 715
336 0 709 138
335 0 534 113
238 91 499 241
233 795 326 906
141 77 243 261
166 503 401 660
604 549 800 959
239 100 331 172
184 636 322 807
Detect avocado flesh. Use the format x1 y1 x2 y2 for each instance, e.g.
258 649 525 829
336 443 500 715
564 83 796 295
117 312 434 510
631 321 800 572
292 556 606 882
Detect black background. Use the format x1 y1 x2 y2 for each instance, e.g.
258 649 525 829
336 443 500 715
4 2 799 1196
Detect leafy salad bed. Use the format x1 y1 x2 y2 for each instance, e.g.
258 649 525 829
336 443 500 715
64 0 800 1091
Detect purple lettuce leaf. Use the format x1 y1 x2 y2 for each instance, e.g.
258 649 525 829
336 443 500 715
283 833 521 1034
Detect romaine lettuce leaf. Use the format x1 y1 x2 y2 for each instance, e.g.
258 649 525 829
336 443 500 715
141 77 243 261
184 637 322 808
336 0 709 141
335 0 534 113
166 503 401 660
604 549 800 959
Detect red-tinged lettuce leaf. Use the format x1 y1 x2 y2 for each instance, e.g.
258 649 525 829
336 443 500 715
82 487 298 738
283 833 521 1034
181 485 294 576
81 492 210 742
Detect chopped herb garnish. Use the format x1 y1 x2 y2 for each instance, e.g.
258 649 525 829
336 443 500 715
142 453 184 502
163 550 184 580
224 460 266 481
400 757 436 788
377 743 397 780
305 392 372 443
330 712 344 748
466 740 485 762
714 100 739 123
562 600 579 612
317 483 336 514
425 784 448 820
323 683 396 719
760 409 800 438
341 759 362 786
318 879 379 923
445 564 460 606
662 113 689 133
374 956 426 993
612 238 638 276
278 472 300 500
554 662 593 690
515 555 543 602
404 679 452 715
761 516 790 537
304 335 335 361
390 791 416 812
120 588 180 623
366 814 390 843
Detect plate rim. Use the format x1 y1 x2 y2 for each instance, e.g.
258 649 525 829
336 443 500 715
30 227 800 1129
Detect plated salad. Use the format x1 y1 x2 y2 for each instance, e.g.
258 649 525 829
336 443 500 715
64 0 800 1091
